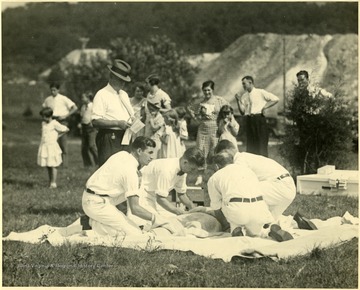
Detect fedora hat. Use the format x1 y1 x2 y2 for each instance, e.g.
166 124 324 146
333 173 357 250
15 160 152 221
107 59 131 82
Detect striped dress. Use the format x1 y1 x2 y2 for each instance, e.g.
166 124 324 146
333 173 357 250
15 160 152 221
189 96 228 160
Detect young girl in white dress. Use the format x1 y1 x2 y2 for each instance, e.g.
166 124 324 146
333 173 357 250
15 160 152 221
159 109 183 158
217 105 240 149
37 107 69 188
175 106 188 155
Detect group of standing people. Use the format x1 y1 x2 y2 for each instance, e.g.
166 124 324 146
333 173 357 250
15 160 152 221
37 58 318 240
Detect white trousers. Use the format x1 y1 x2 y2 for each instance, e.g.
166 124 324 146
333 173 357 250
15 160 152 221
260 177 296 221
82 191 142 236
222 199 274 237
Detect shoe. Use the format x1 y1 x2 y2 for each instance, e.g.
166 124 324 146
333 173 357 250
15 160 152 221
293 212 318 230
231 227 244 237
80 215 92 230
49 183 57 189
268 224 294 242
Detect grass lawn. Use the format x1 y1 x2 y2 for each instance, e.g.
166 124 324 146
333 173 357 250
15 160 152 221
2 83 359 287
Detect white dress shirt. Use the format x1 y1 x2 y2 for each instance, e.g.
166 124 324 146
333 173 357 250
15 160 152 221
42 94 76 118
234 152 288 181
240 87 279 115
92 84 134 129
207 163 264 210
86 151 140 202
141 158 187 197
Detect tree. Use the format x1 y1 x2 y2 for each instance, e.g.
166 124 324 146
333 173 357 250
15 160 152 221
108 35 199 106
279 84 354 175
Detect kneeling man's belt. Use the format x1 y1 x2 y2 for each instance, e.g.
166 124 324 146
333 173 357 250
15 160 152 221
229 196 263 203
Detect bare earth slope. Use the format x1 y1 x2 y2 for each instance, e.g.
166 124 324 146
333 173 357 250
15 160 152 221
195 33 358 116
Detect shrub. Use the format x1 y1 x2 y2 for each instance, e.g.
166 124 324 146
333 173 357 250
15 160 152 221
279 84 354 175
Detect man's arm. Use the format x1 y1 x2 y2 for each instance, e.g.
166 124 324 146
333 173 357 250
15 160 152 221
235 93 247 115
92 119 131 130
156 195 185 215
177 193 195 210
127 195 153 221
261 90 279 114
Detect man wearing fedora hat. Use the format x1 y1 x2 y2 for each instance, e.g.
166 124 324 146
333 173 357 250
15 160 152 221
92 59 135 166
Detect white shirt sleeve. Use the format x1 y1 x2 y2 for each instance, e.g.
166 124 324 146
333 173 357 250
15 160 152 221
53 120 69 133
207 176 222 210
91 92 105 120
64 96 76 109
154 171 171 197
124 170 141 198
174 174 187 194
261 89 279 102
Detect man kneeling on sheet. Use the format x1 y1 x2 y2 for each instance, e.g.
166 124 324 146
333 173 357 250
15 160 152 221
79 136 184 236
190 151 294 242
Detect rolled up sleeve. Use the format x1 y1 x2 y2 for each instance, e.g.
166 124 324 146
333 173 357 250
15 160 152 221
91 93 105 120
207 176 222 210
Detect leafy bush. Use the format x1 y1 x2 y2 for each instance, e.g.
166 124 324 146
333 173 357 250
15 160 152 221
279 84 354 175
109 35 199 106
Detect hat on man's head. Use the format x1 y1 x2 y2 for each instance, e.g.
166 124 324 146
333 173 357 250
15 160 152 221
107 59 131 82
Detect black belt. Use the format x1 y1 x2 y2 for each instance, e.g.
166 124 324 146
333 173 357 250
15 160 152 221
277 173 291 180
229 196 263 203
86 188 109 197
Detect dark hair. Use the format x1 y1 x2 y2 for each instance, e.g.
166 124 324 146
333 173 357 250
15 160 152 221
296 70 309 79
211 152 234 169
217 105 234 124
175 106 187 119
146 74 160 86
202 80 215 90
130 136 156 151
241 76 254 83
163 109 180 135
214 139 237 154
49 82 60 89
134 83 146 97
182 147 205 167
39 107 53 118
83 91 94 101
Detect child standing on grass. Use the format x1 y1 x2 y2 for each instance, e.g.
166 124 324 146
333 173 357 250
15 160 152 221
175 106 189 154
159 109 183 158
37 107 69 188
217 105 240 149
144 101 165 158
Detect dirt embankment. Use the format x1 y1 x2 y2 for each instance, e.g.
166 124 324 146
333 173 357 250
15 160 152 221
195 33 358 116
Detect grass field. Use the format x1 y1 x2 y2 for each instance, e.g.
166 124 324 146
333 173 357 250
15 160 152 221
2 83 359 287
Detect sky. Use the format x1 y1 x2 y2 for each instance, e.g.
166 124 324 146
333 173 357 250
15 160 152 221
2 1 26 11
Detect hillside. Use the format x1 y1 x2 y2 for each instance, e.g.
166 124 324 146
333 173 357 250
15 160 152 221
194 33 358 116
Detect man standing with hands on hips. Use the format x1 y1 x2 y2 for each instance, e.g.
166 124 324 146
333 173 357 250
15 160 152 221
92 59 135 166
235 76 279 157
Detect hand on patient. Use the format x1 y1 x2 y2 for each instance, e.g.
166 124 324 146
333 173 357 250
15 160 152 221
151 214 185 236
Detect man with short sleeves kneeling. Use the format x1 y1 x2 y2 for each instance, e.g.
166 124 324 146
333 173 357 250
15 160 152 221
82 136 178 236
127 147 205 228
190 152 293 241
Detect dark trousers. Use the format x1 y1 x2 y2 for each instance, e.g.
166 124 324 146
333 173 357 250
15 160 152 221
81 124 99 167
246 114 269 157
96 129 129 167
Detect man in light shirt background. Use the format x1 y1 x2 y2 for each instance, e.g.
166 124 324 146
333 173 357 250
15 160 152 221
235 76 279 157
42 82 78 167
91 59 135 166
